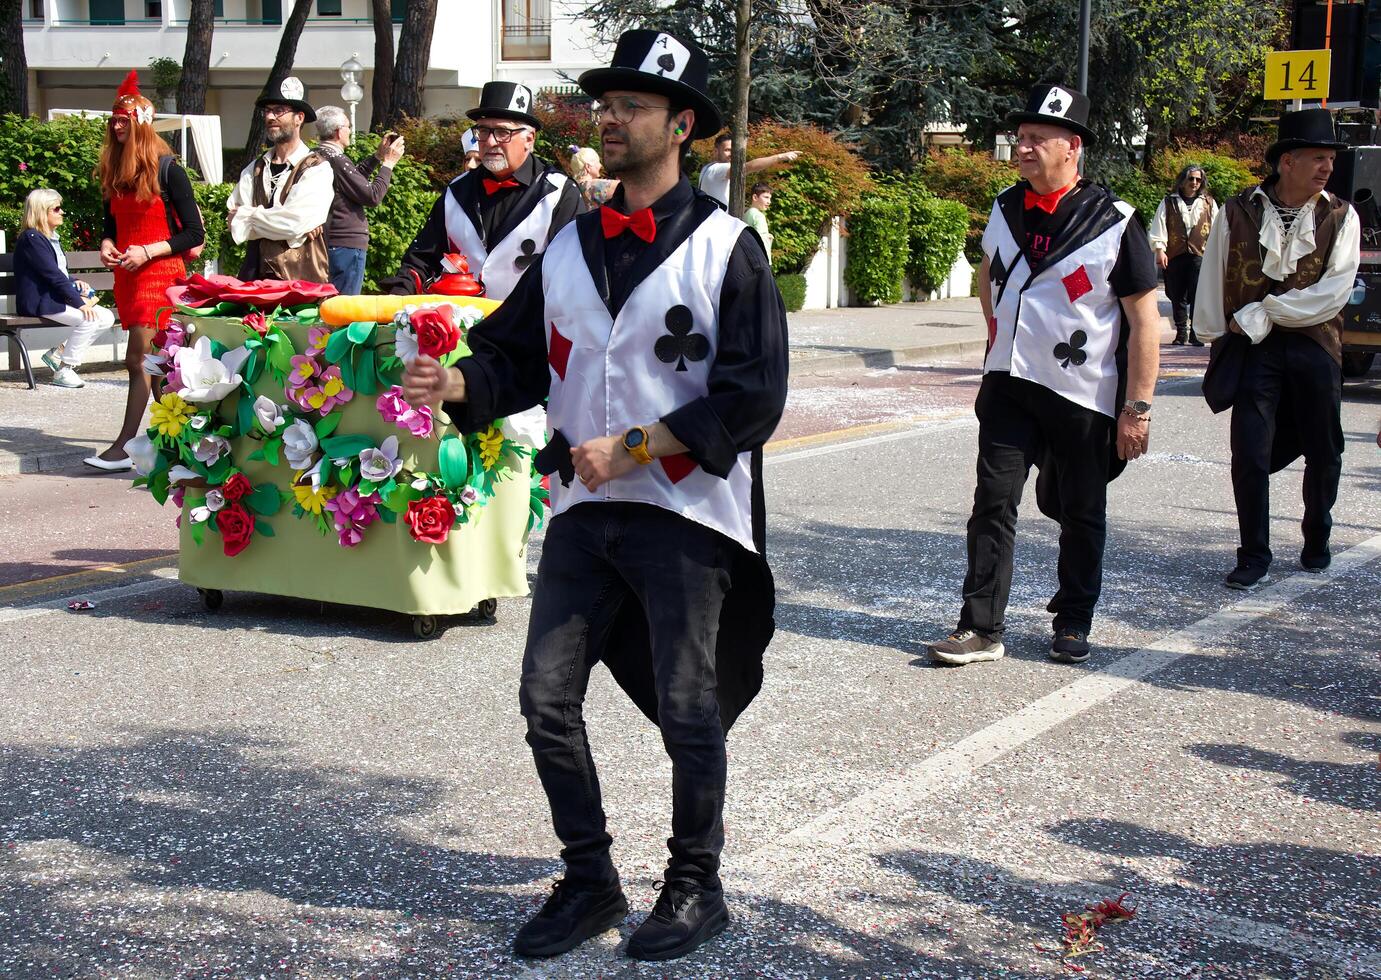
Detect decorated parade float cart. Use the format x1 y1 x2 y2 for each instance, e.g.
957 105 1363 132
128 274 546 639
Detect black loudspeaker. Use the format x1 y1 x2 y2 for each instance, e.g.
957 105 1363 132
1292 1 1372 105
1326 145 1381 205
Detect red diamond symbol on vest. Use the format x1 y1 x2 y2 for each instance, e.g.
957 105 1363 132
548 322 572 380
660 453 697 484
1062 265 1092 303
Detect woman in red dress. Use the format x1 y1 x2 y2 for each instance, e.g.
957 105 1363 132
86 71 204 470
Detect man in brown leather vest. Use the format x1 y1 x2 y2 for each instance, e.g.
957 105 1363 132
1150 164 1217 345
1194 109 1360 590
228 76 333 283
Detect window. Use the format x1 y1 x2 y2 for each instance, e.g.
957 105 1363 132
391 0 405 22
146 0 162 17
317 0 341 14
28 0 43 19
89 0 125 25
214 0 224 15
259 0 282 24
502 0 551 61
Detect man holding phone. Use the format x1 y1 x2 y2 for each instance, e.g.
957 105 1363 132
315 104 405 295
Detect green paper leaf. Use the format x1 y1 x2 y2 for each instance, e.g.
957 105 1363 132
358 478 378 496
321 459 336 489
339 353 356 393
438 434 470 490
148 469 170 506
382 482 422 513
242 350 263 385
324 326 353 364
267 327 296 381
247 448 266 462
320 434 374 458
244 337 264 351
205 457 232 485
264 437 281 467
353 346 378 396
378 507 397 524
314 412 342 439
346 320 374 345
235 393 255 438
246 483 283 517
257 520 275 538
190 520 205 546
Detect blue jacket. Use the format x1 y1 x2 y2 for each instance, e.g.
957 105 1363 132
14 228 84 316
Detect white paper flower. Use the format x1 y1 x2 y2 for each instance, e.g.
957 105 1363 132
192 434 230 465
358 435 402 483
204 488 226 512
455 304 485 329
411 476 431 490
174 336 252 404
126 433 159 477
252 395 285 434
282 419 319 471
459 486 479 505
186 414 210 432
168 465 201 485
394 326 419 363
190 505 212 524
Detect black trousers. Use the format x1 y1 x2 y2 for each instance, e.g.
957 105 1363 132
518 502 731 889
1165 252 1203 330
1229 331 1343 569
959 373 1114 637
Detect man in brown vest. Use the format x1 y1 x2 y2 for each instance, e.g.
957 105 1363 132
1195 109 1360 590
1149 164 1217 345
228 76 333 283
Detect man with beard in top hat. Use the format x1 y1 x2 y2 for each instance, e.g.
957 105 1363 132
1194 108 1360 590
926 83 1161 668
1150 164 1217 345
401 29 788 963
229 76 334 283
389 81 579 299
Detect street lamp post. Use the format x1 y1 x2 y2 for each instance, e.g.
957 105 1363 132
340 54 365 140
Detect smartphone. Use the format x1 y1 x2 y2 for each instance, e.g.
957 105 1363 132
383 131 399 145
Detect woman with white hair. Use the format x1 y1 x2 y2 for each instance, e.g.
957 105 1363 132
13 187 116 388
566 144 619 210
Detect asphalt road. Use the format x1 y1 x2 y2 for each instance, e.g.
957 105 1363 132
1 350 1378 978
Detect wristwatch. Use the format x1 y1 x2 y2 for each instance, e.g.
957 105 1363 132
1122 398 1152 417
622 426 654 465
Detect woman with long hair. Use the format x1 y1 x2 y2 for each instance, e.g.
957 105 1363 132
85 70 204 471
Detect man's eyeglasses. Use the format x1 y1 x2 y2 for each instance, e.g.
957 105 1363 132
262 105 295 118
472 125 530 144
592 97 673 125
1185 176 1203 183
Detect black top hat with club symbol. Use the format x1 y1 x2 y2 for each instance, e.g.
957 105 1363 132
578 29 723 140
1007 83 1094 143
466 81 542 130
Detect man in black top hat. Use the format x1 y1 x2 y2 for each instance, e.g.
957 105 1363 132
401 29 787 963
390 81 579 300
926 82 1160 668
1194 108 1359 589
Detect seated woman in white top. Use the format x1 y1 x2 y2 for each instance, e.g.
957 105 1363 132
12 187 116 388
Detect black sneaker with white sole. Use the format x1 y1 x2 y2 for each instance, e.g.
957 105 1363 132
927 628 1004 666
1049 629 1091 664
1224 564 1270 590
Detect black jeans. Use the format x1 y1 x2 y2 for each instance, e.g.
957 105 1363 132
519 502 731 889
1229 331 1343 569
959 373 1113 637
1165 252 1203 330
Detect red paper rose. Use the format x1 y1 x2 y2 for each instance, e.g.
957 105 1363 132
216 504 256 557
411 306 462 359
221 471 252 503
405 495 457 544
242 311 268 335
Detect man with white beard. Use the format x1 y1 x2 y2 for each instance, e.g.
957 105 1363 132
390 82 580 299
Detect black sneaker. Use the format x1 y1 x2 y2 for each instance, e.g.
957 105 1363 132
927 628 1005 666
1049 629 1091 664
1300 546 1331 572
1187 330 1205 347
1224 565 1270 591
1172 330 1187 345
626 879 730 962
513 878 628 958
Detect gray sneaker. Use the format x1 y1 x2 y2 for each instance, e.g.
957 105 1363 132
928 628 1005 666
41 347 64 373
49 366 84 388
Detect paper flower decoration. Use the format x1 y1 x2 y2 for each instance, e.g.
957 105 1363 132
149 392 192 438
324 487 381 548
377 386 433 438
252 396 285 434
282 419 319 471
191 434 231 465
126 433 159 476
358 435 402 483
174 336 251 404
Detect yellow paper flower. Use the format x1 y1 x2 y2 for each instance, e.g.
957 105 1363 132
292 474 337 515
478 426 504 470
322 374 345 398
149 392 192 438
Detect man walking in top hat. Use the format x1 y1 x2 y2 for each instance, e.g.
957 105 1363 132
1149 164 1217 345
229 77 333 283
926 83 1161 668
401 29 788 962
1194 108 1360 589
390 81 579 299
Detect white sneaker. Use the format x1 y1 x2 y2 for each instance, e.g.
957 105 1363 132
49 366 84 388
41 348 64 373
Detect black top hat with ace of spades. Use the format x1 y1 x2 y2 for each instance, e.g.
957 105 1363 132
578 29 723 139
466 81 542 130
1007 83 1094 144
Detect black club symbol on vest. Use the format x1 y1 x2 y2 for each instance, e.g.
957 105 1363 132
655 305 710 372
1053 330 1088 368
514 239 536 271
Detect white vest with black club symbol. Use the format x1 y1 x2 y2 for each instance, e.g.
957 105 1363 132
983 192 1134 418
443 171 570 301
539 208 756 553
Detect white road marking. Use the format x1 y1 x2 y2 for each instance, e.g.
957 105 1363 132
767 417 976 466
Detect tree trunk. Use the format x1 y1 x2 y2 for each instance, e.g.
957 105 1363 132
369 0 396 132
237 0 314 172
728 0 751 218
0 0 30 117
177 0 215 115
389 0 438 127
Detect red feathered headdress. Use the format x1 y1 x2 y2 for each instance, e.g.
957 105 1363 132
112 70 154 124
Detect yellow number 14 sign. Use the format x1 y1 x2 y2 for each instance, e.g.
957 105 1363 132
1264 49 1332 101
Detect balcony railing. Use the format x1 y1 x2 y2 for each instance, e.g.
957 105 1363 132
502 19 551 61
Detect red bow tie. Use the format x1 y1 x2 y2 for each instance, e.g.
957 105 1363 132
600 206 657 243
482 177 520 195
1024 184 1075 214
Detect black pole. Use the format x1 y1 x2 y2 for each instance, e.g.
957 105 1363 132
1077 0 1092 93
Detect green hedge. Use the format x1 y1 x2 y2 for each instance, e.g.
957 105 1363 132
775 272 806 312
844 188 910 306
0 113 109 251
347 133 437 293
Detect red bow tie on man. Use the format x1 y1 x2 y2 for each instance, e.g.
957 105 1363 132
600 206 656 243
483 177 520 195
1024 183 1076 214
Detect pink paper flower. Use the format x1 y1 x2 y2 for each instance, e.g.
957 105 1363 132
171 486 186 528
306 325 332 355
376 385 434 438
324 487 381 548
287 354 321 390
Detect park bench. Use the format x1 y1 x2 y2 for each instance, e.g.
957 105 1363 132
0 250 116 390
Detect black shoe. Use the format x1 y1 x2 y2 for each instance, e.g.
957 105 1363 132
513 878 628 958
1187 330 1205 347
1172 330 1187 345
1224 564 1270 591
1049 628 1091 664
1301 546 1331 572
626 879 730 962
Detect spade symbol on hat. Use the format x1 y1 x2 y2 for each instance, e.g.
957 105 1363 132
657 53 676 74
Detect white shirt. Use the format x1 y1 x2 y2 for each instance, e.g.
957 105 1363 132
1148 194 1217 252
698 162 730 205
1195 187 1360 344
228 140 335 249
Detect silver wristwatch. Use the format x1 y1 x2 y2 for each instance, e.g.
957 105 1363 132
1123 398 1152 416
